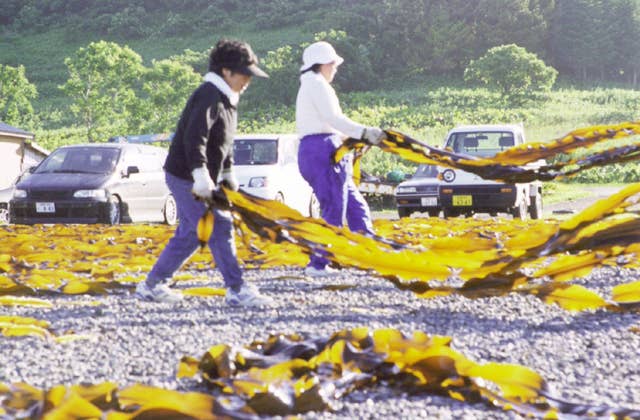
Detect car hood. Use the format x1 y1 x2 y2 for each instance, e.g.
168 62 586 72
398 177 441 187
16 173 112 190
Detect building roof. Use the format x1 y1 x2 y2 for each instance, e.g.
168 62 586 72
0 121 34 139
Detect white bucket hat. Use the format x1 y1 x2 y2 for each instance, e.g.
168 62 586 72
300 41 344 72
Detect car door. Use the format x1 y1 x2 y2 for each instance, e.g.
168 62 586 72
137 148 168 221
114 147 148 222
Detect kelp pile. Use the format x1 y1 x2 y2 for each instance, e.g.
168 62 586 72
1 328 638 418
336 121 640 184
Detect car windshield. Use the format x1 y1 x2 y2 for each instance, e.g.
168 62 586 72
35 147 120 174
413 164 439 178
234 139 278 165
446 131 515 157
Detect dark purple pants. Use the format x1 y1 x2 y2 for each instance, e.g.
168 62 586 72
298 133 374 269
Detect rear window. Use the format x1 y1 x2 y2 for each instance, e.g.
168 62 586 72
35 147 121 174
446 132 515 157
234 139 278 165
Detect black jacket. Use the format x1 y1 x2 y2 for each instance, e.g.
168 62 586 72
164 82 237 182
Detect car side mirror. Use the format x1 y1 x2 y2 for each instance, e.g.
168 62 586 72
123 165 140 177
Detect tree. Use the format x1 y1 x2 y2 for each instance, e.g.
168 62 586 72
464 44 557 104
0 64 38 129
60 41 144 141
134 59 201 133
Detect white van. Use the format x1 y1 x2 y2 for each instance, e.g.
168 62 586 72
233 134 320 217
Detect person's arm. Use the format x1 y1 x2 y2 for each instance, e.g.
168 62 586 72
310 78 365 139
184 92 219 173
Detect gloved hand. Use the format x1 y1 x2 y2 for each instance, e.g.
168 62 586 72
191 166 216 199
361 127 386 145
221 167 239 191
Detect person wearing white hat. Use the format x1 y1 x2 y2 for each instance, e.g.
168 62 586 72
296 41 386 277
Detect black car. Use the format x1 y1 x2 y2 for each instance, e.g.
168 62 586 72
10 143 177 225
394 164 442 218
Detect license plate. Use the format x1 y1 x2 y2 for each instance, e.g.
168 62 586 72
36 202 55 213
421 196 438 206
452 195 472 206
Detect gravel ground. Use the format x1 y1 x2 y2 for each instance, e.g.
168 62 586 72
2 263 640 419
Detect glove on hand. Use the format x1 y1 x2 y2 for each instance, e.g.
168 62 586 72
191 166 216 199
361 127 386 145
221 167 239 191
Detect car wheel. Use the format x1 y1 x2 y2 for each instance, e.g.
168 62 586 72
106 195 122 225
275 192 285 203
163 194 178 225
529 194 542 220
309 193 321 218
398 207 411 218
511 197 527 221
427 209 440 218
442 208 459 218
0 207 9 225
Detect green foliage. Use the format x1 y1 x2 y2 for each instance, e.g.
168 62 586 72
464 44 558 105
0 64 39 129
60 41 145 141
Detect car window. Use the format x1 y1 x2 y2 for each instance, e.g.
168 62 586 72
137 151 166 173
446 132 515 157
35 147 120 174
413 164 439 178
234 139 278 165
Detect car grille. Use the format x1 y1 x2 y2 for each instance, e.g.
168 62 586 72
416 185 438 194
29 190 75 200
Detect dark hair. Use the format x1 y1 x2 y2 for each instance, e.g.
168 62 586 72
209 39 258 75
301 63 322 75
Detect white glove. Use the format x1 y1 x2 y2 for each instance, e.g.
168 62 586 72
362 127 386 145
191 166 216 199
221 167 239 191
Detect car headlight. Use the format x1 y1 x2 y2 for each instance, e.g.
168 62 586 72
442 169 456 183
73 189 107 198
13 189 27 198
396 186 417 193
248 177 267 188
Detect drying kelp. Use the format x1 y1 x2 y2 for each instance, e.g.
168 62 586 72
2 328 637 418
195 180 640 312
335 122 640 184
0 315 85 342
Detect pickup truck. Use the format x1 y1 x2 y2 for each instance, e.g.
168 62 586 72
394 124 543 219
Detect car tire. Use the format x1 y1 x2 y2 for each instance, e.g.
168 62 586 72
398 207 412 218
309 193 321 218
529 194 542 220
427 209 440 218
275 192 285 203
511 197 528 221
163 194 178 225
0 207 9 225
106 195 122 225
442 208 459 218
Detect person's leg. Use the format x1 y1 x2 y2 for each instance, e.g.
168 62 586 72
298 134 347 269
208 208 243 291
345 177 375 235
146 173 202 288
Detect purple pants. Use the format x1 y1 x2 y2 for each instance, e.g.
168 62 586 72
298 133 374 269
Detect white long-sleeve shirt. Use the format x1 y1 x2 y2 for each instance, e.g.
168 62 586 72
295 71 365 139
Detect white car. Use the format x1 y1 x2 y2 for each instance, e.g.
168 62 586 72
438 124 543 219
233 134 319 217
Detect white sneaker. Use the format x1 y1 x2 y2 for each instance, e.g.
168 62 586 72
225 283 274 307
135 281 183 303
304 266 340 277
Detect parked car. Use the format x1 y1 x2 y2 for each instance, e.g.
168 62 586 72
437 124 543 219
0 170 33 224
10 143 177 225
233 134 319 217
395 164 442 218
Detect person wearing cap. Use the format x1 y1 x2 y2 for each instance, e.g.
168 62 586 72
136 39 273 306
296 41 386 277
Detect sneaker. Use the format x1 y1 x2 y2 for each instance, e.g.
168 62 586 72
304 266 340 277
135 281 183 303
225 283 274 307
